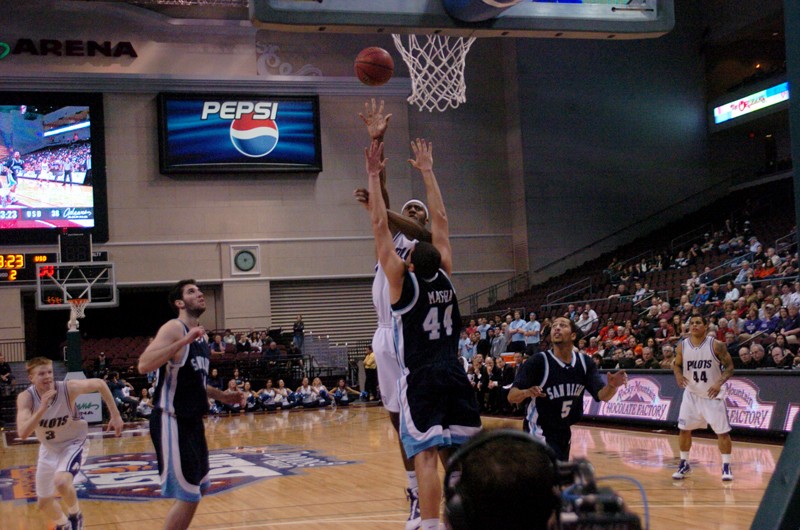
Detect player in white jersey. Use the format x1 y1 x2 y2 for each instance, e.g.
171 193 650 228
16 357 124 530
672 314 735 481
354 99 432 530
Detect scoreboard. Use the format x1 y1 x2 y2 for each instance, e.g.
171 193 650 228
0 252 107 283
0 253 56 283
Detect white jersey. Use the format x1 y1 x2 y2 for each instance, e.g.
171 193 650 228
680 336 725 399
26 381 89 451
372 231 417 326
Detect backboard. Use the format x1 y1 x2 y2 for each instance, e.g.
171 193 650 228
250 0 675 40
35 261 118 310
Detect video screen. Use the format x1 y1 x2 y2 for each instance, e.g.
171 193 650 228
0 92 106 243
158 93 322 173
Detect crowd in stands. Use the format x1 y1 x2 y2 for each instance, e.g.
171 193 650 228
457 218 800 417
18 141 91 182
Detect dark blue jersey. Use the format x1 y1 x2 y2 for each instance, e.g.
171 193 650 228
512 349 605 431
392 269 461 371
152 320 210 419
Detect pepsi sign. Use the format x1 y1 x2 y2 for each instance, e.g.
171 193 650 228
158 93 322 173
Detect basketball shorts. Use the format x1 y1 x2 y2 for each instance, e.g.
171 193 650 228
678 390 731 434
150 411 210 503
398 361 482 458
372 325 403 413
36 438 88 498
524 405 571 461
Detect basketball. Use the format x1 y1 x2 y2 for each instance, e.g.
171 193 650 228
354 47 394 86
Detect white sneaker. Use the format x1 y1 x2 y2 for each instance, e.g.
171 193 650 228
405 487 421 530
722 463 733 481
672 460 691 479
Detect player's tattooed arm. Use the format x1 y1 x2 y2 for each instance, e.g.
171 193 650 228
673 342 689 388
708 340 735 398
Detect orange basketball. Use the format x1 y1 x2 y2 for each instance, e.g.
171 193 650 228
354 47 394 86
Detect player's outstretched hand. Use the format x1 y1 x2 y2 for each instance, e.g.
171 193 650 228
365 140 386 177
528 386 545 398
107 414 124 437
353 188 370 210
607 371 628 389
408 138 433 172
359 98 392 140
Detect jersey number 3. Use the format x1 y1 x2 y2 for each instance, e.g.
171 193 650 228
423 305 454 340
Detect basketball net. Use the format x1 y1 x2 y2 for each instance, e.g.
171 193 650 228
67 298 88 332
391 34 476 112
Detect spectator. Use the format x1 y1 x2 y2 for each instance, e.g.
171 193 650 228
293 315 305 353
741 308 762 341
261 341 281 365
523 312 541 356
749 344 775 369
223 329 236 345
363 346 378 401
692 284 710 307
107 372 138 417
734 261 752 286
576 309 596 334
770 347 794 369
778 304 800 345
584 303 599 324
0 353 14 396
660 345 676 369
465 319 478 337
734 347 757 369
476 318 491 340
635 347 660 369
235 333 252 354
208 367 224 391
93 351 109 378
220 379 245 413
137 388 153 418
489 327 508 358
495 356 515 414
724 281 740 302
331 378 360 406
508 311 527 353
210 334 226 354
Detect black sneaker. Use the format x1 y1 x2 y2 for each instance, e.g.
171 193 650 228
68 511 83 530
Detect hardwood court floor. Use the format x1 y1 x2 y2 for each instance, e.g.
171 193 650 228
0 405 784 530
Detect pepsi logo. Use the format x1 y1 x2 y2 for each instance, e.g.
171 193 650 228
230 114 279 158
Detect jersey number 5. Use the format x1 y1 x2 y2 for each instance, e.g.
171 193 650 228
423 305 454 340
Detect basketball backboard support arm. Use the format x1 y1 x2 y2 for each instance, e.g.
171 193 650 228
250 0 675 39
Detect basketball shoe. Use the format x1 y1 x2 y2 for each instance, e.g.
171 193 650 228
405 487 421 530
672 460 691 479
68 511 84 530
722 464 733 481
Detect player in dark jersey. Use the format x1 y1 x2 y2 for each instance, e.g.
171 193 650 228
508 316 628 461
366 138 481 530
138 279 244 530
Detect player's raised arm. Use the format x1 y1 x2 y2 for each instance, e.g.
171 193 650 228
409 139 451 275
359 98 392 209
138 319 201 374
366 140 405 299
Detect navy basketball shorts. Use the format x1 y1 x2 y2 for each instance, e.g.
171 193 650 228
150 411 210 502
398 361 482 458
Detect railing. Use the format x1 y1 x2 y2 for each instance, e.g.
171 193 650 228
775 231 797 255
545 277 592 307
463 272 529 315
670 223 713 254
0 340 25 363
